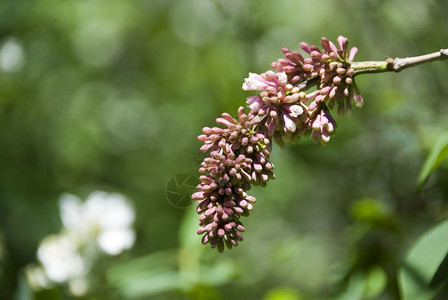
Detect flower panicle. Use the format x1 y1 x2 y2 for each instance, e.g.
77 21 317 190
193 36 364 251
194 106 274 252
243 35 363 146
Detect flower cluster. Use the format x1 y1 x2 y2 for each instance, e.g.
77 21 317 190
306 36 363 116
193 36 364 251
26 191 135 296
193 107 274 252
243 71 308 146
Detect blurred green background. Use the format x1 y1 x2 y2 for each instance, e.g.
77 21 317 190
1 0 448 299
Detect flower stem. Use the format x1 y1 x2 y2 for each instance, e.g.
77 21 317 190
352 48 448 75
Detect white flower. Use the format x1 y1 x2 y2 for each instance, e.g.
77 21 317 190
27 191 136 296
68 277 89 297
25 265 52 290
86 192 135 231
37 234 87 283
98 228 135 255
59 191 136 255
59 194 86 236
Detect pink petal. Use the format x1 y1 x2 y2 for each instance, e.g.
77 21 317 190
321 37 331 53
329 41 338 54
300 42 311 54
348 47 358 62
337 36 348 52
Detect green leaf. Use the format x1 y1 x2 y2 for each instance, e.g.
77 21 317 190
417 133 448 191
350 198 391 223
179 206 202 252
363 266 387 299
262 287 303 300
199 260 236 286
112 270 181 298
107 249 181 298
108 249 178 279
333 272 365 300
399 218 448 300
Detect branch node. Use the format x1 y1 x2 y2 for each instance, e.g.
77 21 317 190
385 57 395 71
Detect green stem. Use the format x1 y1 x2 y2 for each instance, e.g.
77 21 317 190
352 48 448 75
351 61 389 74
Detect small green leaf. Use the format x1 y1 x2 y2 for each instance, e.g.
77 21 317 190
417 133 448 191
333 272 365 300
363 266 387 299
350 198 391 223
399 218 448 300
263 287 303 300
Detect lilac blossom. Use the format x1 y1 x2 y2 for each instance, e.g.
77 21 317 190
308 105 337 145
242 71 287 91
271 46 321 84
193 36 364 251
193 107 274 251
242 71 307 145
313 36 362 115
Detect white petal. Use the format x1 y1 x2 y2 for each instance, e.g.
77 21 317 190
277 72 287 84
68 277 89 297
25 265 52 290
98 194 135 230
242 72 268 90
59 194 84 231
84 191 135 230
37 234 87 283
98 229 136 255
289 105 303 117
283 114 296 132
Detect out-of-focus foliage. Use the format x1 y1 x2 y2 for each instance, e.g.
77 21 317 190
417 133 448 191
0 0 448 299
399 218 448 300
